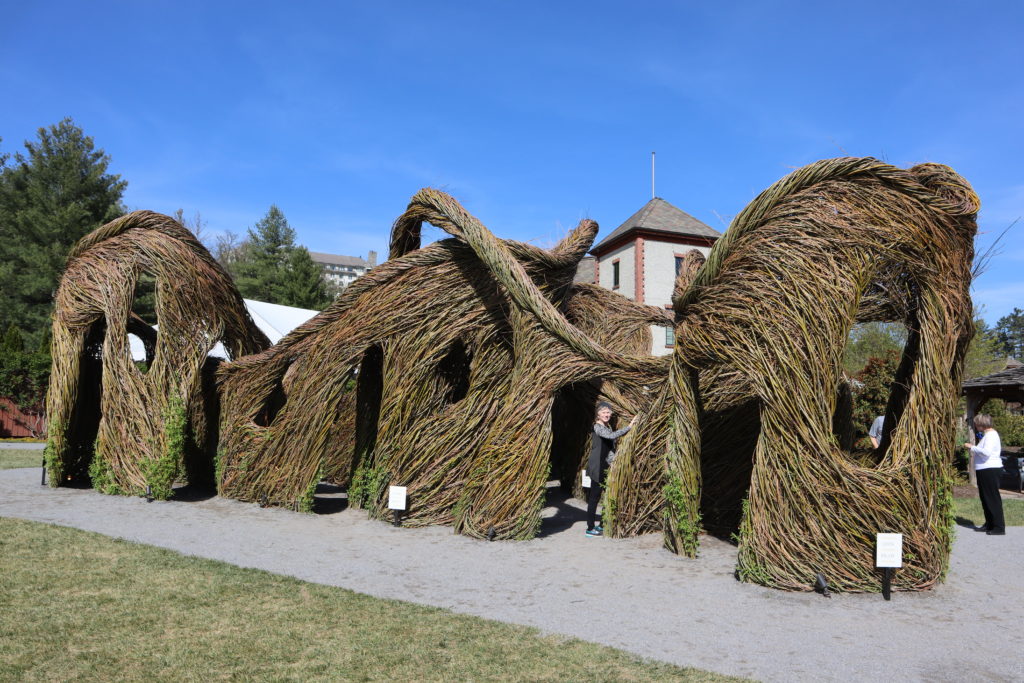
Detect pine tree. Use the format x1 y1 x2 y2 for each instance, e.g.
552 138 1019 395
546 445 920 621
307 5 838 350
229 205 332 309
282 246 333 310
963 315 1006 380
2 324 25 354
995 308 1024 360
0 119 126 344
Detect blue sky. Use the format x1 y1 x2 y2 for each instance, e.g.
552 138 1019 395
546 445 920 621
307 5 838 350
2 1 1022 325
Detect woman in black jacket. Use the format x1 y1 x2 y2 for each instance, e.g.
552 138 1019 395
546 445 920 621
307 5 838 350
585 402 635 537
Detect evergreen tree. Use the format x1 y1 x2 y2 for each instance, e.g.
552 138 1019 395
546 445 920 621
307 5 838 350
231 205 295 302
229 205 332 309
2 324 25 354
0 119 126 344
282 246 333 310
963 315 1005 380
994 307 1024 359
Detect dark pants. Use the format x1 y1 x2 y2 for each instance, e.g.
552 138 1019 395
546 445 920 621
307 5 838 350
586 469 604 530
976 467 1005 532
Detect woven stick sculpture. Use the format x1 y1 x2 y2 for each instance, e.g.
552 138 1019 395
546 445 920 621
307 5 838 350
45 211 269 496
45 157 978 592
607 158 978 589
216 190 667 528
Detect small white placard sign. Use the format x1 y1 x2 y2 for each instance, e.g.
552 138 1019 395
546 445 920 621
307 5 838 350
388 486 407 510
581 470 592 488
876 533 903 568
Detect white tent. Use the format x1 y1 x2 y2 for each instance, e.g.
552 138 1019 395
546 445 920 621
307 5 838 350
129 299 320 362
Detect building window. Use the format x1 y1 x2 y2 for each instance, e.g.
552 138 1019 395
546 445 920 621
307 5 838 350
676 250 704 277
665 326 675 347
612 260 620 289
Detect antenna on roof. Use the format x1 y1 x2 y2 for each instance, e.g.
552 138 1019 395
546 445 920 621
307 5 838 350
651 151 656 199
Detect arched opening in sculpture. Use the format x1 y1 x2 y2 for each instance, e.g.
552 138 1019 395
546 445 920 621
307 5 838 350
253 373 289 428
436 339 473 406
549 380 601 494
128 272 159 374
352 344 385 485
698 392 762 539
62 318 106 485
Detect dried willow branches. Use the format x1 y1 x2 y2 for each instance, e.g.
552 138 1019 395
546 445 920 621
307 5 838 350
46 157 978 592
46 211 269 496
216 190 667 531
613 157 978 590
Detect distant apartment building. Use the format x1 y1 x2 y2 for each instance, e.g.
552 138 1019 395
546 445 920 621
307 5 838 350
589 198 721 356
309 250 378 288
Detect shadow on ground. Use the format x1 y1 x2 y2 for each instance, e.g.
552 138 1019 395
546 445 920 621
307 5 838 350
171 484 217 502
314 482 349 514
538 486 587 537
955 515 978 529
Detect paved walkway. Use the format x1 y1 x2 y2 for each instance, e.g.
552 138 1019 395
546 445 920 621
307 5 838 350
1 467 1021 682
0 442 44 450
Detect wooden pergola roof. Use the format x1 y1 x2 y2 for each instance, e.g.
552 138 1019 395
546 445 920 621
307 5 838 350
962 366 1024 403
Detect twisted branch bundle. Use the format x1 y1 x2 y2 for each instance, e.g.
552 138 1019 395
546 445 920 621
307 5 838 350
45 158 978 592
663 158 979 589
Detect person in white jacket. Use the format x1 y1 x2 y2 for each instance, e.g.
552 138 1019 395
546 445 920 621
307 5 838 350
963 413 1005 535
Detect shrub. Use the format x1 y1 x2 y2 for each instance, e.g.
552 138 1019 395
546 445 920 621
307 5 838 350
993 414 1024 448
851 350 900 439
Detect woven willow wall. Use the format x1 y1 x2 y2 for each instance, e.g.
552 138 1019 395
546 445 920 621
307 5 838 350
46 211 269 497
608 158 979 590
216 190 668 532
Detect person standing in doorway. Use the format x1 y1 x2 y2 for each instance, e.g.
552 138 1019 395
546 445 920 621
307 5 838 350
585 402 635 537
964 413 1005 535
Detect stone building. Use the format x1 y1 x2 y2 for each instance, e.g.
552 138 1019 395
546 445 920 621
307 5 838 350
309 250 378 288
590 198 721 355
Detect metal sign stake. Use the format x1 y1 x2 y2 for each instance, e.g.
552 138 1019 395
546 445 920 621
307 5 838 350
388 486 407 527
875 532 902 601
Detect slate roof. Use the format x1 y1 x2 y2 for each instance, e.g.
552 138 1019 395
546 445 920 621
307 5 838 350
592 197 721 253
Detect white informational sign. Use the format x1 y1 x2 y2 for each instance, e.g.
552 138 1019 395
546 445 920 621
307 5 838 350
875 533 903 568
581 470 592 488
388 486 407 511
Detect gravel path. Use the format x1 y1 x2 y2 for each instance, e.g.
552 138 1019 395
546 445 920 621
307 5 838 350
2 467 1021 682
0 442 44 450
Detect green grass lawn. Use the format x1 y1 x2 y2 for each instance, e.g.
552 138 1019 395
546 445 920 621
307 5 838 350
953 496 1024 527
0 518 738 682
0 449 43 470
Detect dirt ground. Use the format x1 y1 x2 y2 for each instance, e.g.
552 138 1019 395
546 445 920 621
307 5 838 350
1 467 1022 682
